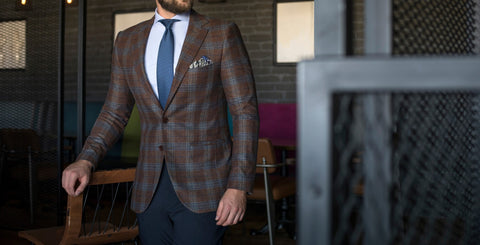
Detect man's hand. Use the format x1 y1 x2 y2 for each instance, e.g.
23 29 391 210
215 188 247 226
62 160 94 197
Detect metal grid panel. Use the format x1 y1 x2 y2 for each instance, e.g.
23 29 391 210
391 92 479 245
392 0 476 55
330 92 480 245
298 58 480 245
331 94 365 245
305 0 479 244
0 0 59 228
388 2 478 243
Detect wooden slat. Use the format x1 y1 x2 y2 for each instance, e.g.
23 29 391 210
89 168 136 185
61 194 83 244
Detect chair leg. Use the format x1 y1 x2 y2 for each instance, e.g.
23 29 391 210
0 147 4 186
278 197 296 240
0 149 4 205
277 197 288 230
250 223 269 236
263 168 276 245
28 147 34 224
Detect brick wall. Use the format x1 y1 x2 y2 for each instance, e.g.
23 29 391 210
0 0 368 104
62 0 297 103
352 0 364 55
194 0 297 103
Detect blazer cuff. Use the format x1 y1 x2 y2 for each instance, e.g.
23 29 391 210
226 177 254 194
75 149 99 171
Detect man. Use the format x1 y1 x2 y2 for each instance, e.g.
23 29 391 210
62 0 259 244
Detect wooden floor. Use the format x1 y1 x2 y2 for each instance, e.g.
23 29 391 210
0 201 296 245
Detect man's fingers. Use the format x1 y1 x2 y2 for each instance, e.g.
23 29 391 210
216 201 231 226
217 209 229 225
231 207 245 225
233 210 244 224
239 211 245 222
224 207 238 226
217 205 245 226
63 171 77 196
61 171 68 192
215 201 224 221
216 188 247 226
74 176 89 196
62 160 93 196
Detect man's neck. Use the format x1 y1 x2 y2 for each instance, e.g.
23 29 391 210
157 7 176 19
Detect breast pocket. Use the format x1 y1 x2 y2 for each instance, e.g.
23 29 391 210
184 63 216 87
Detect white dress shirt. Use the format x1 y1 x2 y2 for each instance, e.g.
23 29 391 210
145 9 190 99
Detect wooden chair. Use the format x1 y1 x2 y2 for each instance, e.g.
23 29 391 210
18 168 138 245
248 138 296 245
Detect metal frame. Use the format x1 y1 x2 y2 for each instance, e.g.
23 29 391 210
314 0 346 56
362 1 392 244
298 56 480 245
57 0 65 225
301 0 347 243
364 0 391 55
77 0 87 154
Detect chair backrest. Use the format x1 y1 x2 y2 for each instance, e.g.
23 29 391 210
60 168 138 245
256 138 278 174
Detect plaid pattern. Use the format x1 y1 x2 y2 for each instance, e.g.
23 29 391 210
76 10 259 213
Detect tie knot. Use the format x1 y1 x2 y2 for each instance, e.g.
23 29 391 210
159 19 180 29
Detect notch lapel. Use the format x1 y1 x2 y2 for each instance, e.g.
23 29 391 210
165 11 209 109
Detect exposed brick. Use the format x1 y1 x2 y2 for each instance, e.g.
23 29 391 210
0 0 346 104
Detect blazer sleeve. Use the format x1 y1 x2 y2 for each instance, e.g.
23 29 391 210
76 32 135 169
220 22 259 193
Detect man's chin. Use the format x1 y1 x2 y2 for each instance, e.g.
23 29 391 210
158 0 193 14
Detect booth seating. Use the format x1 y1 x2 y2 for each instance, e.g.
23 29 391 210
258 103 297 171
258 103 297 143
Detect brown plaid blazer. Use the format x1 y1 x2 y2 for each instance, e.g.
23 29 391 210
76 10 259 213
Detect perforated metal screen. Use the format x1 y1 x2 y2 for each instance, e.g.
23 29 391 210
326 1 480 244
391 92 479 245
392 0 477 55
0 0 59 228
331 92 480 245
299 0 480 244
390 2 478 244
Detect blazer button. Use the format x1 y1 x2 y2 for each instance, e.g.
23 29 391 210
159 145 164 151
162 117 168 123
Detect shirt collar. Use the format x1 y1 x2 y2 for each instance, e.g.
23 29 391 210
154 8 190 24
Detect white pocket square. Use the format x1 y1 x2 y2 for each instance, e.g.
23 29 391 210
189 56 213 69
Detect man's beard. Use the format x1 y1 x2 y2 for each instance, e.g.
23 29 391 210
158 0 193 14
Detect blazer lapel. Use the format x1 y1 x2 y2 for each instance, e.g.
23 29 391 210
165 10 209 109
133 17 164 111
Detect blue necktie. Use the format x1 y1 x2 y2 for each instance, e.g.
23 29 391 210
157 19 179 108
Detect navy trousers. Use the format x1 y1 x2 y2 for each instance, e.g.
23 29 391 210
137 164 227 245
